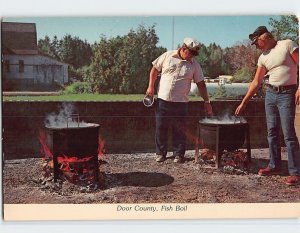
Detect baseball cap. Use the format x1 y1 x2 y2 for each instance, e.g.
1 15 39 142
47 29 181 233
183 37 200 55
249 26 269 45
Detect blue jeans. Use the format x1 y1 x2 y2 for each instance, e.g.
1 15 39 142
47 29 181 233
265 88 300 175
155 99 188 157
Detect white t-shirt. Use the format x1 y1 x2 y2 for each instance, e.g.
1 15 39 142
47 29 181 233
257 39 298 86
152 50 204 102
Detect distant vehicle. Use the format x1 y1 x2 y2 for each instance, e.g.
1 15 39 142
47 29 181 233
219 78 225 86
189 82 250 98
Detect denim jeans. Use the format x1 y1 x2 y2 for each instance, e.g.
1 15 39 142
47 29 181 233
155 98 188 157
265 88 300 175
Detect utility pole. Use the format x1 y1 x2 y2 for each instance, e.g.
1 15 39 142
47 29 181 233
172 16 175 49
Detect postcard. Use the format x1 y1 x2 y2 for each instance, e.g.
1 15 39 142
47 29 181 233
1 0 300 224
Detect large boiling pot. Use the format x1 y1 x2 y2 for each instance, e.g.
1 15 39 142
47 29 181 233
45 123 100 158
195 116 251 168
199 117 248 152
45 120 100 181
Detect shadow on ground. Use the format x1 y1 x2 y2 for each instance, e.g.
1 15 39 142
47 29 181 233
249 158 289 175
105 172 174 188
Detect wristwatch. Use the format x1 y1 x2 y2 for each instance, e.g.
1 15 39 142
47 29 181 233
204 100 211 104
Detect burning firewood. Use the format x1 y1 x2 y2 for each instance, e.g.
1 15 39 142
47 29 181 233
195 149 249 174
221 150 249 174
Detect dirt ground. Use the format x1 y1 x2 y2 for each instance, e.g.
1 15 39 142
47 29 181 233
3 148 300 204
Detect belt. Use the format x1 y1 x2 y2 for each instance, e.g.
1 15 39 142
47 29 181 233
266 84 297 92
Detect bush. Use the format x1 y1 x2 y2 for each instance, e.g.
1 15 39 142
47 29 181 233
232 67 254 83
63 82 93 94
212 85 227 98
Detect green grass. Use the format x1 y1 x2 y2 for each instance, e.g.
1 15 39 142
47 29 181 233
2 93 205 102
3 94 142 101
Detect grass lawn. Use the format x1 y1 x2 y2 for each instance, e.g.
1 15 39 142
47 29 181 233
2 93 204 102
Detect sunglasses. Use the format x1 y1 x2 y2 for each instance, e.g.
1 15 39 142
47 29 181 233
188 48 199 56
253 37 265 45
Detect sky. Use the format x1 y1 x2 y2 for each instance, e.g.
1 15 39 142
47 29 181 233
2 15 283 50
1 0 299 51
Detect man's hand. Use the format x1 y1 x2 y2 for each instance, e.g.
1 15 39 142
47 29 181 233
146 86 155 96
204 102 213 116
235 102 246 116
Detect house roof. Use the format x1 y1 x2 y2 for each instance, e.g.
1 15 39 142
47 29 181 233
1 22 38 55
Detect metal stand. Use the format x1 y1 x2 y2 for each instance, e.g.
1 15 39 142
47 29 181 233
53 154 59 182
195 123 251 168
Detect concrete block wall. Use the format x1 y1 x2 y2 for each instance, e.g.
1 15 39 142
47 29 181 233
2 100 269 160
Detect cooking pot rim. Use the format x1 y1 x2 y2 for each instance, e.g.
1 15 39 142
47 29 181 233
45 123 100 130
198 121 248 126
199 116 248 126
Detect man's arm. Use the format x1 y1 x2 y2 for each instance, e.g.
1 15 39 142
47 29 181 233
291 48 299 105
146 66 158 96
291 48 299 64
235 66 267 115
196 80 209 102
196 80 213 115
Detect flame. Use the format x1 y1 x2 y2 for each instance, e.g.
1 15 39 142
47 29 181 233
201 149 214 160
57 155 93 172
57 155 93 163
200 149 248 170
234 150 247 161
38 130 100 184
38 129 53 159
225 159 237 167
98 137 106 159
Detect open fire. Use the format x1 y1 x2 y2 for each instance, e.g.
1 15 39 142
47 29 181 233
39 129 105 190
39 103 105 191
195 115 251 169
199 149 250 174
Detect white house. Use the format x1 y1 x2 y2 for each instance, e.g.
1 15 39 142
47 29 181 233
2 22 68 91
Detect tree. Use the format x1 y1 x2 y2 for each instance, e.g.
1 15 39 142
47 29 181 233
232 66 254 83
86 25 166 94
223 40 259 82
207 43 223 78
269 15 299 42
213 85 227 98
196 43 231 79
196 43 210 76
58 35 93 69
38 35 94 69
86 36 125 93
50 36 60 59
38 35 58 58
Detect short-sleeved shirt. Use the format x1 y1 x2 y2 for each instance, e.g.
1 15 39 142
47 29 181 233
257 39 298 86
152 50 204 102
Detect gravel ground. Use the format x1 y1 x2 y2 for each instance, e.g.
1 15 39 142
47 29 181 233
3 148 300 204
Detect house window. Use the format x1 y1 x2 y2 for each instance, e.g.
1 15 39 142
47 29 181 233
3 60 10 72
19 60 24 73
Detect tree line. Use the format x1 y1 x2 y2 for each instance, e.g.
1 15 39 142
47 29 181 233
38 15 298 94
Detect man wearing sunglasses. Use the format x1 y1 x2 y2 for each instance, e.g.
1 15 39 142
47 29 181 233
235 26 300 186
146 37 212 164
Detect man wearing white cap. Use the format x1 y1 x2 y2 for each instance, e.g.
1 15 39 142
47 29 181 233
146 37 213 163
